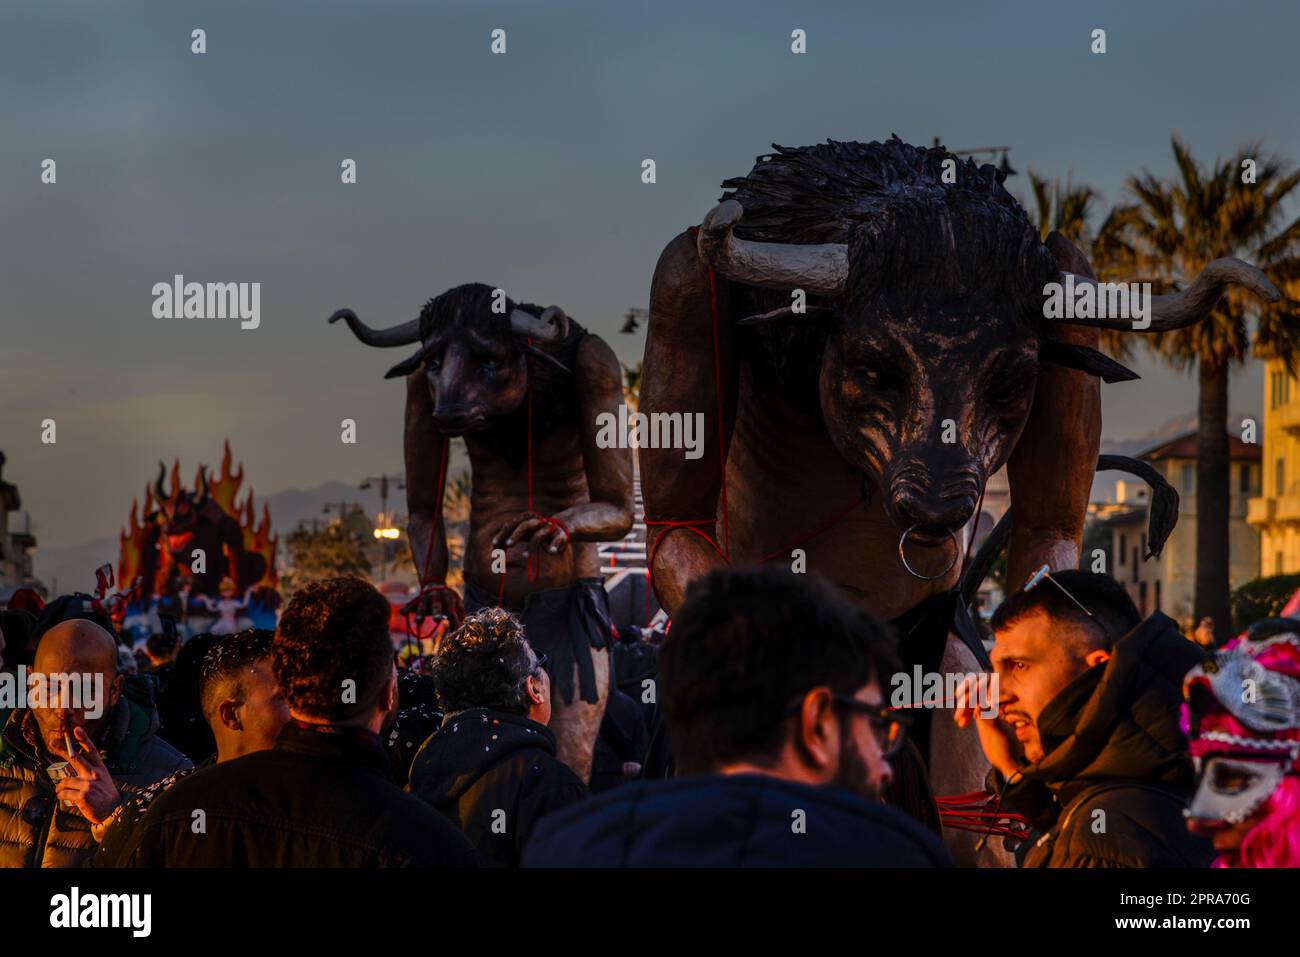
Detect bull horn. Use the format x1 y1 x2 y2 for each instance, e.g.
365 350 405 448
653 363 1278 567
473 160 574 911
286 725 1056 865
328 308 423 347
196 467 210 504
153 462 168 502
510 306 569 343
696 200 849 296
1059 259 1280 332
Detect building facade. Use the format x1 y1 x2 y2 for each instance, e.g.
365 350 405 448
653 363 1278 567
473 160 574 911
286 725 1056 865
1101 433 1260 625
0 452 38 591
1247 357 1300 574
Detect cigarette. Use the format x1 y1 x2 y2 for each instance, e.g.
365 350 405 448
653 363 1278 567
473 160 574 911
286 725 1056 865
64 731 74 757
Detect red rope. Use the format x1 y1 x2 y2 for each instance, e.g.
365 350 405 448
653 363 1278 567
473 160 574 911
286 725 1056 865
704 260 731 561
491 336 570 606
934 790 1030 843
406 435 453 640
757 498 862 563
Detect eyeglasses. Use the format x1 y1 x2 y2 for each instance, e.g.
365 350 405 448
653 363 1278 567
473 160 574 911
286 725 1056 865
1022 564 1107 633
783 693 912 759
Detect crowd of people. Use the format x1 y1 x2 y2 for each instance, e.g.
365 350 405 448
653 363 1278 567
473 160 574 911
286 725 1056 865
0 564 1297 868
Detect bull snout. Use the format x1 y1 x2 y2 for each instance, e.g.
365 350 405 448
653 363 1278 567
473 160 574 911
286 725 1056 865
431 404 484 435
892 492 975 539
888 468 980 540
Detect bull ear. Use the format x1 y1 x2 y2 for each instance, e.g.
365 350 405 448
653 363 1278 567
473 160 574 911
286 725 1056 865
1040 340 1140 383
737 305 836 326
384 347 430 379
522 344 571 375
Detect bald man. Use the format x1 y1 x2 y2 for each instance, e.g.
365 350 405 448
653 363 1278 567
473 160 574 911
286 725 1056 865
0 619 190 867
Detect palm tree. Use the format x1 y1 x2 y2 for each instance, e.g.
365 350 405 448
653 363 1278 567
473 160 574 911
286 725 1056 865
1096 137 1300 639
1025 173 1136 362
1026 171 1096 245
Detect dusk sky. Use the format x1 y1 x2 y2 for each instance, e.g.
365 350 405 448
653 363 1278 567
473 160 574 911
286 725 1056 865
3 0 1298 551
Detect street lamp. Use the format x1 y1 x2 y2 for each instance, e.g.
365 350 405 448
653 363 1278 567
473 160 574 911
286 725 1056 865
361 474 407 578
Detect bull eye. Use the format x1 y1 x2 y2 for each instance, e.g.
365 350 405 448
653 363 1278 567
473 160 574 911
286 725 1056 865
988 370 1034 406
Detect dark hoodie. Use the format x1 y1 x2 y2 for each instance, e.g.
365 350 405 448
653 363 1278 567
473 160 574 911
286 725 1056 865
406 708 586 867
522 773 951 867
997 612 1214 868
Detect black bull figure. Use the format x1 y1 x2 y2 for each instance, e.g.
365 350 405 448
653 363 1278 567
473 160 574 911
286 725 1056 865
329 283 635 785
639 138 1278 863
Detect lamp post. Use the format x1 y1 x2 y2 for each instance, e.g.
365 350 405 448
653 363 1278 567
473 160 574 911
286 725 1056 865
361 474 406 579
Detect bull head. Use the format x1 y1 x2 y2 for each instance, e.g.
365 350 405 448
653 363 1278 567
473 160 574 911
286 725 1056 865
329 291 571 435
696 198 1280 542
153 462 210 556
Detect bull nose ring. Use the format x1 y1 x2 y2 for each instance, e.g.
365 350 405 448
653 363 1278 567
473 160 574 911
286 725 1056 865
897 524 959 581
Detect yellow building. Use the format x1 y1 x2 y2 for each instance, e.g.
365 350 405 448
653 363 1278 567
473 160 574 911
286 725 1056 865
1248 358 1300 574
1101 432 1260 623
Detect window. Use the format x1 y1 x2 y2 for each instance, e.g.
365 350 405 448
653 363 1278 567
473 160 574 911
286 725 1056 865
1240 463 1252 495
1139 581 1148 616
1278 551 1286 575
1278 459 1287 495
1132 547 1139 582
1182 463 1195 494
1118 533 1127 565
1155 579 1162 611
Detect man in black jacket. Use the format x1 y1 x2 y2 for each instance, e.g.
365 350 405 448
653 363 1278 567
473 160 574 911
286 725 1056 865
955 569 1213 867
407 607 586 866
523 568 949 867
94 628 291 866
126 577 478 867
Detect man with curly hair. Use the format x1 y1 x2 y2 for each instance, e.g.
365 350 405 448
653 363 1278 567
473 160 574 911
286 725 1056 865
126 578 479 867
407 606 586 866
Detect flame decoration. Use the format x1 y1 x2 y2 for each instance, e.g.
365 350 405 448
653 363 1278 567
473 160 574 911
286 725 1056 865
118 440 279 595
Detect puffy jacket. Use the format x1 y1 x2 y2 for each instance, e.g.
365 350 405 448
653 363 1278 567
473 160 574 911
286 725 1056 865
407 708 586 866
127 720 480 867
0 683 191 868
1000 612 1214 868
523 773 951 867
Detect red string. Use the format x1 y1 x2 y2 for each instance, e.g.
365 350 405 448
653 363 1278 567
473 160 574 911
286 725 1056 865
757 498 862 563
934 790 1030 843
644 228 863 593
704 258 731 561
493 336 570 606
406 434 453 641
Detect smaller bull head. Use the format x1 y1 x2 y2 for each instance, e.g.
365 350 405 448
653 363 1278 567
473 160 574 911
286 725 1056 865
329 284 571 435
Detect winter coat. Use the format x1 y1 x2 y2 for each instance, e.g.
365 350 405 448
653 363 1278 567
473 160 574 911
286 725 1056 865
407 708 586 866
522 773 950 867
0 681 191 868
126 720 479 867
1000 612 1214 868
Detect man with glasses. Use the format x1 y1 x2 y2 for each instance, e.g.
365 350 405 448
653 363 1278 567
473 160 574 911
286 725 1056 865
523 567 948 867
408 607 587 867
955 567 1212 867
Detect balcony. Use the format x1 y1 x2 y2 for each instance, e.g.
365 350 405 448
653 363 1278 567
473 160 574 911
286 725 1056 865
1277 402 1300 435
1248 497 1276 525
